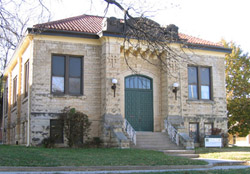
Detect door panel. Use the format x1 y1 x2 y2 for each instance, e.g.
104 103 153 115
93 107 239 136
139 91 153 131
125 75 153 131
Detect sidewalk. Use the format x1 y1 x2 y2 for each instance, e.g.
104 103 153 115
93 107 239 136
0 166 249 174
194 157 250 166
0 159 249 174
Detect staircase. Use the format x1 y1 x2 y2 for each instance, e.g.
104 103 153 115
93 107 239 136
131 131 199 158
132 131 183 150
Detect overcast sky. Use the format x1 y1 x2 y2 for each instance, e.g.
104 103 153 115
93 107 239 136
45 0 249 53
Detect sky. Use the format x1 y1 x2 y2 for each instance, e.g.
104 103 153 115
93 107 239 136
45 0 250 53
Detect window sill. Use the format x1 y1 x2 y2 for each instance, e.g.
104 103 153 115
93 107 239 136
186 100 215 104
11 105 17 113
22 97 28 104
48 94 87 100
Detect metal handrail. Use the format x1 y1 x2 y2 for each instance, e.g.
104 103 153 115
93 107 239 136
124 119 136 145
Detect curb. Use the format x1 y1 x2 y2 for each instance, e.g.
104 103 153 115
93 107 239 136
0 165 213 172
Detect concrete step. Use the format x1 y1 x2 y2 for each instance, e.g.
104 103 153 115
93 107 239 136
135 145 179 148
132 131 184 150
133 146 182 150
167 154 200 158
161 150 195 154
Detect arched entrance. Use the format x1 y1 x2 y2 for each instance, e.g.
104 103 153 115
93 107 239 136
125 75 153 131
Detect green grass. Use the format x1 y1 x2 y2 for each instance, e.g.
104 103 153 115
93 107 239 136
196 147 250 161
138 168 250 174
0 145 207 167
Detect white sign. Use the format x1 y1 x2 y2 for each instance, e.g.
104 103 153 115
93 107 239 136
205 137 222 147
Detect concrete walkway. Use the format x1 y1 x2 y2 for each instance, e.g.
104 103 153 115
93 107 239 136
0 158 249 174
0 165 249 174
194 158 249 166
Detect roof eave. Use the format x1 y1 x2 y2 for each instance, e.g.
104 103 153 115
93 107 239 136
183 43 232 53
3 33 33 79
28 28 100 39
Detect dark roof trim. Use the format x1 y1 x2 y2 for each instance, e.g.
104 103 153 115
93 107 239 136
28 28 99 39
101 31 125 38
183 43 232 53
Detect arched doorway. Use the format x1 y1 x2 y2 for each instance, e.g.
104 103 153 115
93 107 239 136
125 75 153 131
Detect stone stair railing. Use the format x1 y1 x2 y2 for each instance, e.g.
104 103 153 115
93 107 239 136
164 119 194 150
124 119 136 145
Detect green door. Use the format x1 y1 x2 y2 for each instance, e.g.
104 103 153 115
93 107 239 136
125 75 153 131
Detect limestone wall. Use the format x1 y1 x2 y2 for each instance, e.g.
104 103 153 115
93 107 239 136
3 43 32 145
166 51 228 143
30 38 102 145
3 34 228 147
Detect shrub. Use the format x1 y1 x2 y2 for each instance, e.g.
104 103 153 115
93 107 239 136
211 128 222 135
211 128 228 147
86 137 103 148
59 107 91 148
42 137 55 148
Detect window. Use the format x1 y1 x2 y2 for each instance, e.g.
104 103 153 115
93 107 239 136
188 66 212 100
189 123 199 143
13 76 17 107
125 75 151 89
51 55 83 95
204 123 213 135
5 86 8 114
24 60 29 97
50 119 64 143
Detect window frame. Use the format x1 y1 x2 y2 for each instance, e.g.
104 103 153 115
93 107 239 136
24 60 29 98
12 76 17 107
188 65 213 101
125 75 152 90
51 54 84 96
189 122 199 143
204 123 214 136
5 86 8 114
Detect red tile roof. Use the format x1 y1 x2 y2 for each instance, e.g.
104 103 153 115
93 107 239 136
34 15 103 34
178 33 222 47
34 14 223 48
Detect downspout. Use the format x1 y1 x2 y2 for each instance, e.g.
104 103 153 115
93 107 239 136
26 38 33 147
1 80 5 143
26 81 31 147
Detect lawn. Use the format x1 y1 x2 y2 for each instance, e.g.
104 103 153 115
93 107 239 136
0 145 207 167
196 147 250 161
139 168 250 174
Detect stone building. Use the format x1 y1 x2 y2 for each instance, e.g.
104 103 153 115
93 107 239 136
1 15 231 148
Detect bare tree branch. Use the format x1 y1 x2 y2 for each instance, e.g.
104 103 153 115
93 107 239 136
0 0 51 72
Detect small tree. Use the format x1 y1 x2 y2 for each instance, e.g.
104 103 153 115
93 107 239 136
222 40 250 137
59 107 91 148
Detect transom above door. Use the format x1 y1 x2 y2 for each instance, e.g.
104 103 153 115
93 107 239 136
125 75 153 131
